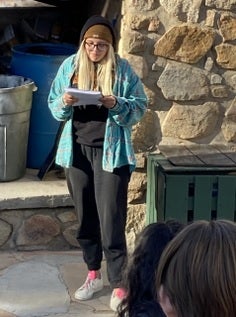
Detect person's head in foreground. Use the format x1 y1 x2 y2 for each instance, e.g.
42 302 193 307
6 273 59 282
117 220 185 317
156 219 236 317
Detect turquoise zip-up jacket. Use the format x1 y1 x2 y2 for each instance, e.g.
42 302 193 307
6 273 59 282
48 54 148 172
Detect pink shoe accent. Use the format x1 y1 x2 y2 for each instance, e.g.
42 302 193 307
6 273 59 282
110 287 127 311
88 270 97 280
113 287 127 299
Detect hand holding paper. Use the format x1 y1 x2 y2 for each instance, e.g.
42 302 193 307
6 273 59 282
65 88 102 106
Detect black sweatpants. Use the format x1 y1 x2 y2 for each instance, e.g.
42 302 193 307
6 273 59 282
65 144 130 289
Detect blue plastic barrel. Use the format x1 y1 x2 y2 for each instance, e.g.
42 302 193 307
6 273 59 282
10 43 76 169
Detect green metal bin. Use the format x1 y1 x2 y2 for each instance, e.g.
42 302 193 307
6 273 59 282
146 154 236 224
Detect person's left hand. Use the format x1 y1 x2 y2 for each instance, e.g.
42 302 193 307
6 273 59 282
99 95 116 109
62 92 78 106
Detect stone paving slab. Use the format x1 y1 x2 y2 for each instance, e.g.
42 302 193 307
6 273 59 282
0 251 115 317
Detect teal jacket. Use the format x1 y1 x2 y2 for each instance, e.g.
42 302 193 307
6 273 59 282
48 54 147 172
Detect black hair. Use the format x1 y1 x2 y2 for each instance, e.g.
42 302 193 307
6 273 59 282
117 220 185 317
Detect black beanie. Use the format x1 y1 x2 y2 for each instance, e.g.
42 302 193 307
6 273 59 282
79 15 116 50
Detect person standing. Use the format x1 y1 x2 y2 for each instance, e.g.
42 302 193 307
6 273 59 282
48 15 147 312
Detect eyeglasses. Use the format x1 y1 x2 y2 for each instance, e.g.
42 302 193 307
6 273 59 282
85 41 109 51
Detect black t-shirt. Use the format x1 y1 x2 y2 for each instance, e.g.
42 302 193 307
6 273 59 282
73 104 108 147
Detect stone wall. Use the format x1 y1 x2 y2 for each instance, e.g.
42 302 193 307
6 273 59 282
119 0 236 245
0 206 79 251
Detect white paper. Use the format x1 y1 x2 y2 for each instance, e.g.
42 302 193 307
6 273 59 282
65 88 102 106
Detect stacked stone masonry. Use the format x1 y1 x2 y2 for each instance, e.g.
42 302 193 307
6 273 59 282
0 207 79 251
119 0 236 242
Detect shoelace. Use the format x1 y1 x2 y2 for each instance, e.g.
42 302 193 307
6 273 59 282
81 277 95 290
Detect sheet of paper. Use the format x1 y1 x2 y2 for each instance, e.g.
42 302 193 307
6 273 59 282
65 88 102 106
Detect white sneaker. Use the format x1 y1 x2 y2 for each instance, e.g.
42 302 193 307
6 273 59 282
110 288 127 312
74 271 104 300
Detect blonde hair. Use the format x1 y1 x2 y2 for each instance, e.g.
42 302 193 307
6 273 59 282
74 39 116 95
156 219 236 317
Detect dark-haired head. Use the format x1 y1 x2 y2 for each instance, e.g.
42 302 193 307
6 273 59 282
117 220 185 317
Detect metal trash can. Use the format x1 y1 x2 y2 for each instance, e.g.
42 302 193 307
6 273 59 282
0 75 37 181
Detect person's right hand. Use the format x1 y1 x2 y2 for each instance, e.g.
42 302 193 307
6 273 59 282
62 92 78 106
